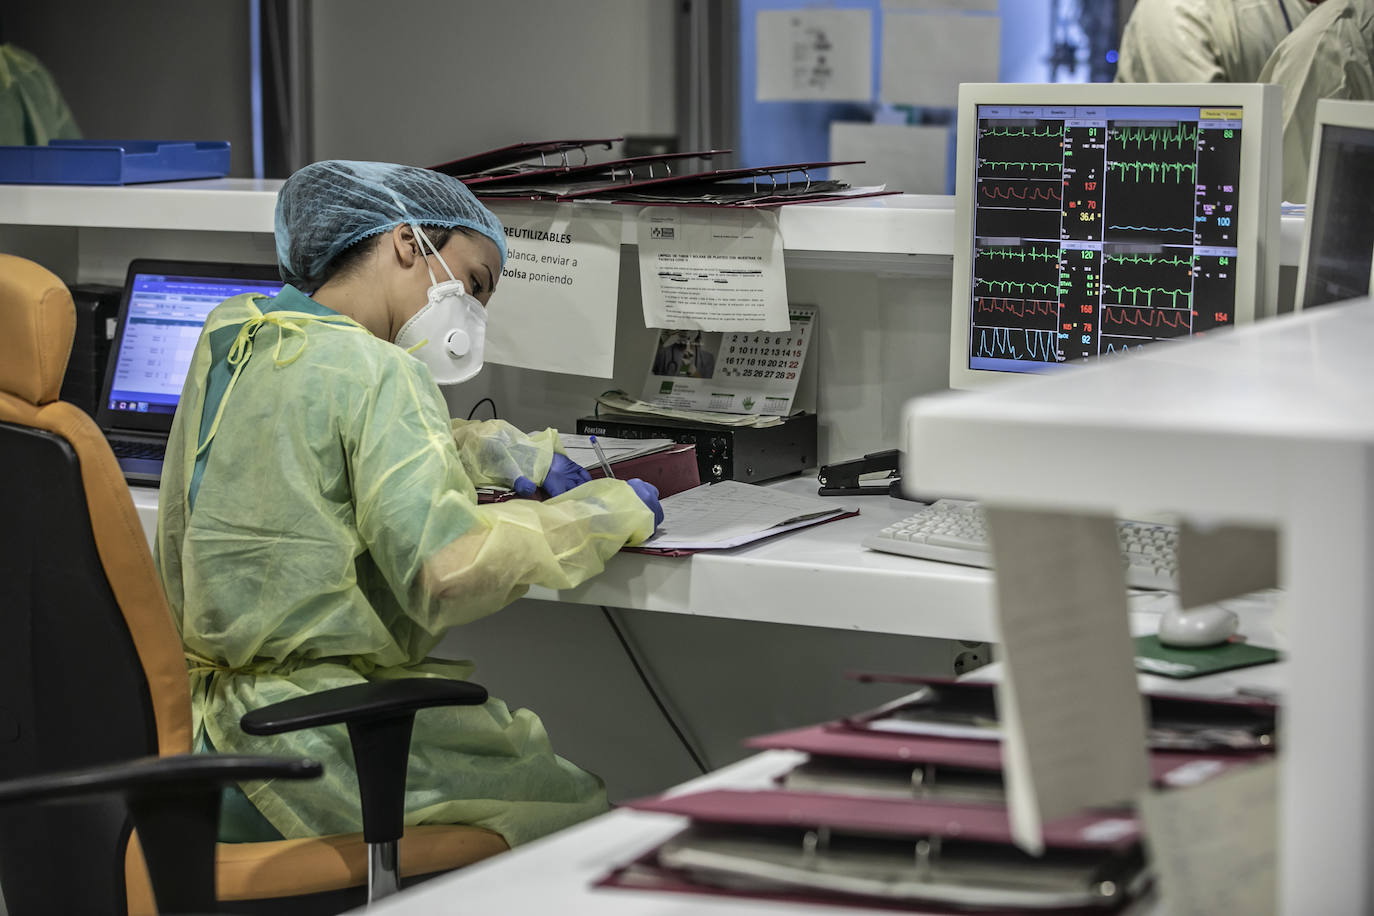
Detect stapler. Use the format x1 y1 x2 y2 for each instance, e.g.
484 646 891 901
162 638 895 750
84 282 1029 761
817 448 902 497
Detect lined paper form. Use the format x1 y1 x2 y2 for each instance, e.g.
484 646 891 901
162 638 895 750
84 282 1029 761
982 507 1152 855
641 480 855 550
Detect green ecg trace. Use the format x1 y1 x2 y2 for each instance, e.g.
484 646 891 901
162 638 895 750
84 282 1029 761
978 278 1059 294
1103 253 1193 268
982 125 1064 139
1111 123 1198 150
979 248 1060 262
981 160 1060 172
1104 285 1192 307
1107 160 1196 182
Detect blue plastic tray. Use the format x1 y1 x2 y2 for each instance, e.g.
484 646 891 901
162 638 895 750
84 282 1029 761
0 140 231 185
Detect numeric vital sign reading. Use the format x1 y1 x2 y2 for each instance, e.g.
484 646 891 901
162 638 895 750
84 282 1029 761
970 105 1242 372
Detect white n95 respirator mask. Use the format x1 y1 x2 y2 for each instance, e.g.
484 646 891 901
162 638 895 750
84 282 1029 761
393 225 488 386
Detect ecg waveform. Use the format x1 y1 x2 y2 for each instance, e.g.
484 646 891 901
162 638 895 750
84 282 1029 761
1103 253 1193 268
980 185 1062 202
982 125 1064 139
978 247 1059 263
975 297 1057 319
1111 123 1198 150
978 278 1059 295
1102 306 1192 331
975 327 1057 361
1104 285 1192 307
981 160 1060 172
1107 160 1197 182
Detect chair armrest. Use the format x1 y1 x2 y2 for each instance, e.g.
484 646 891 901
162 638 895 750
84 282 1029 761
0 754 320 915
240 677 487 736
0 753 320 804
239 677 489 847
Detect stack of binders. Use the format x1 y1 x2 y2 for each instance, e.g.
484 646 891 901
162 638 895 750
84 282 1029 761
429 138 899 207
600 675 1276 912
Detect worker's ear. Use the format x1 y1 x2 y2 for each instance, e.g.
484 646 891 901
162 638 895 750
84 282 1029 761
389 224 423 268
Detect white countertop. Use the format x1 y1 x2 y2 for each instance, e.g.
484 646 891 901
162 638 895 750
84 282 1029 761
131 476 999 641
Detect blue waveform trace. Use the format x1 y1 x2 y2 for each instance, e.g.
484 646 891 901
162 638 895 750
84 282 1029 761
1103 341 1147 355
1108 224 1192 233
976 327 1057 361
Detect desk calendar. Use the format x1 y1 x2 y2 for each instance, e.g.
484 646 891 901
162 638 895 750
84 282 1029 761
640 306 816 416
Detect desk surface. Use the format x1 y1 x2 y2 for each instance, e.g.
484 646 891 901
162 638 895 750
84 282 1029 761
131 477 1000 641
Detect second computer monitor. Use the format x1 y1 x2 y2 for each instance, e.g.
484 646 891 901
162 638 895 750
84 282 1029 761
1295 99 1374 311
948 83 1281 389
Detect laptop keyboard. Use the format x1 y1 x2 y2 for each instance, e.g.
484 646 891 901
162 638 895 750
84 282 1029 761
110 439 166 461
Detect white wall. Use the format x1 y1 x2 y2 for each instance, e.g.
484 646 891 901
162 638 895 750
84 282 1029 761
309 0 678 166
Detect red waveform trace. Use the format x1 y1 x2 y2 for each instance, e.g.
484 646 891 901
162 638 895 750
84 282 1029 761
1103 306 1190 330
981 184 1062 202
976 297 1056 319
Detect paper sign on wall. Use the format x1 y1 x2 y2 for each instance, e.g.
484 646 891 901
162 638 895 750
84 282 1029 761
641 306 815 416
881 12 1000 107
637 207 790 332
829 122 950 194
485 202 622 378
756 9 872 103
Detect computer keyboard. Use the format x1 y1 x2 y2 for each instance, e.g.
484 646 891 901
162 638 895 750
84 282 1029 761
862 499 1178 591
110 439 166 460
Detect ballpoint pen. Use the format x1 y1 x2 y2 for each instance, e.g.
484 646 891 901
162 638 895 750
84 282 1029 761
588 435 616 479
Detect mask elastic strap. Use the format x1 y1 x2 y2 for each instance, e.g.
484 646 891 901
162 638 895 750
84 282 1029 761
413 223 459 286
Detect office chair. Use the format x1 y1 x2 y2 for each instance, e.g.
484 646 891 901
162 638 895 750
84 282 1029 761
0 254 509 915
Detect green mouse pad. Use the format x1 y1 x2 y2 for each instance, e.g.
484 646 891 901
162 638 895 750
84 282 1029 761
1133 635 1281 679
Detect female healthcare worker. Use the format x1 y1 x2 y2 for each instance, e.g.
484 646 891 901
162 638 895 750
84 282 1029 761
155 160 663 847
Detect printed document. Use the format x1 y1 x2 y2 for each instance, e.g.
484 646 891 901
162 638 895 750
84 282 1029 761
637 207 790 332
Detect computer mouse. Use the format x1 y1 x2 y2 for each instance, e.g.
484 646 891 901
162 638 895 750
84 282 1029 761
1157 605 1240 648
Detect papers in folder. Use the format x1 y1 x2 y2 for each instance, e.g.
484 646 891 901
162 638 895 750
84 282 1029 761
558 434 674 470
638 480 857 552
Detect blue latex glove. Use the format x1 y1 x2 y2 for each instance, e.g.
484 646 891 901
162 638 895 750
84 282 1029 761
543 452 592 496
512 475 538 498
626 478 664 528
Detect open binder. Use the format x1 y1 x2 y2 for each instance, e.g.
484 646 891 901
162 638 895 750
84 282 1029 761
841 675 1277 753
605 790 1148 912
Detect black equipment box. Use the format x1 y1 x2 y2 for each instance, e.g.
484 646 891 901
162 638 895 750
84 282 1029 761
576 412 818 485
60 283 121 417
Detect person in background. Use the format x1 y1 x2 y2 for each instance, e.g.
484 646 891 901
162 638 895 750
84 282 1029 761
1115 0 1312 83
156 160 663 848
1258 0 1374 200
0 42 80 145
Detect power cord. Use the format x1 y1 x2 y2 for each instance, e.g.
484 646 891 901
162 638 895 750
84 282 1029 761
466 397 498 420
600 606 709 774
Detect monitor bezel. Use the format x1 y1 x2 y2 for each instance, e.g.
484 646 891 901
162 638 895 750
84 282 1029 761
1294 98 1374 312
948 82 1282 390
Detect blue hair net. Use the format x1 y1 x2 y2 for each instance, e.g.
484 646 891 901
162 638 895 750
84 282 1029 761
274 160 507 291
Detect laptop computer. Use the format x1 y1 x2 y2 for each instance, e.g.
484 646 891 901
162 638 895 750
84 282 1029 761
96 259 286 486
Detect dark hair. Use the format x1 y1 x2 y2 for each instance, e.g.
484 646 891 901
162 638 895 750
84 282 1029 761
315 224 472 290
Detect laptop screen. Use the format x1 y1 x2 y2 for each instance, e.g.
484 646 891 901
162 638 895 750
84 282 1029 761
100 262 285 433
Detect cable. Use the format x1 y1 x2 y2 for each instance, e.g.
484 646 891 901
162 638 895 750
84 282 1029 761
465 397 498 421
600 606 709 774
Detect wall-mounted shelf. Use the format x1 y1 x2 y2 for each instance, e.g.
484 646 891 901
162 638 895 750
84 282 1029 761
0 183 1307 266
